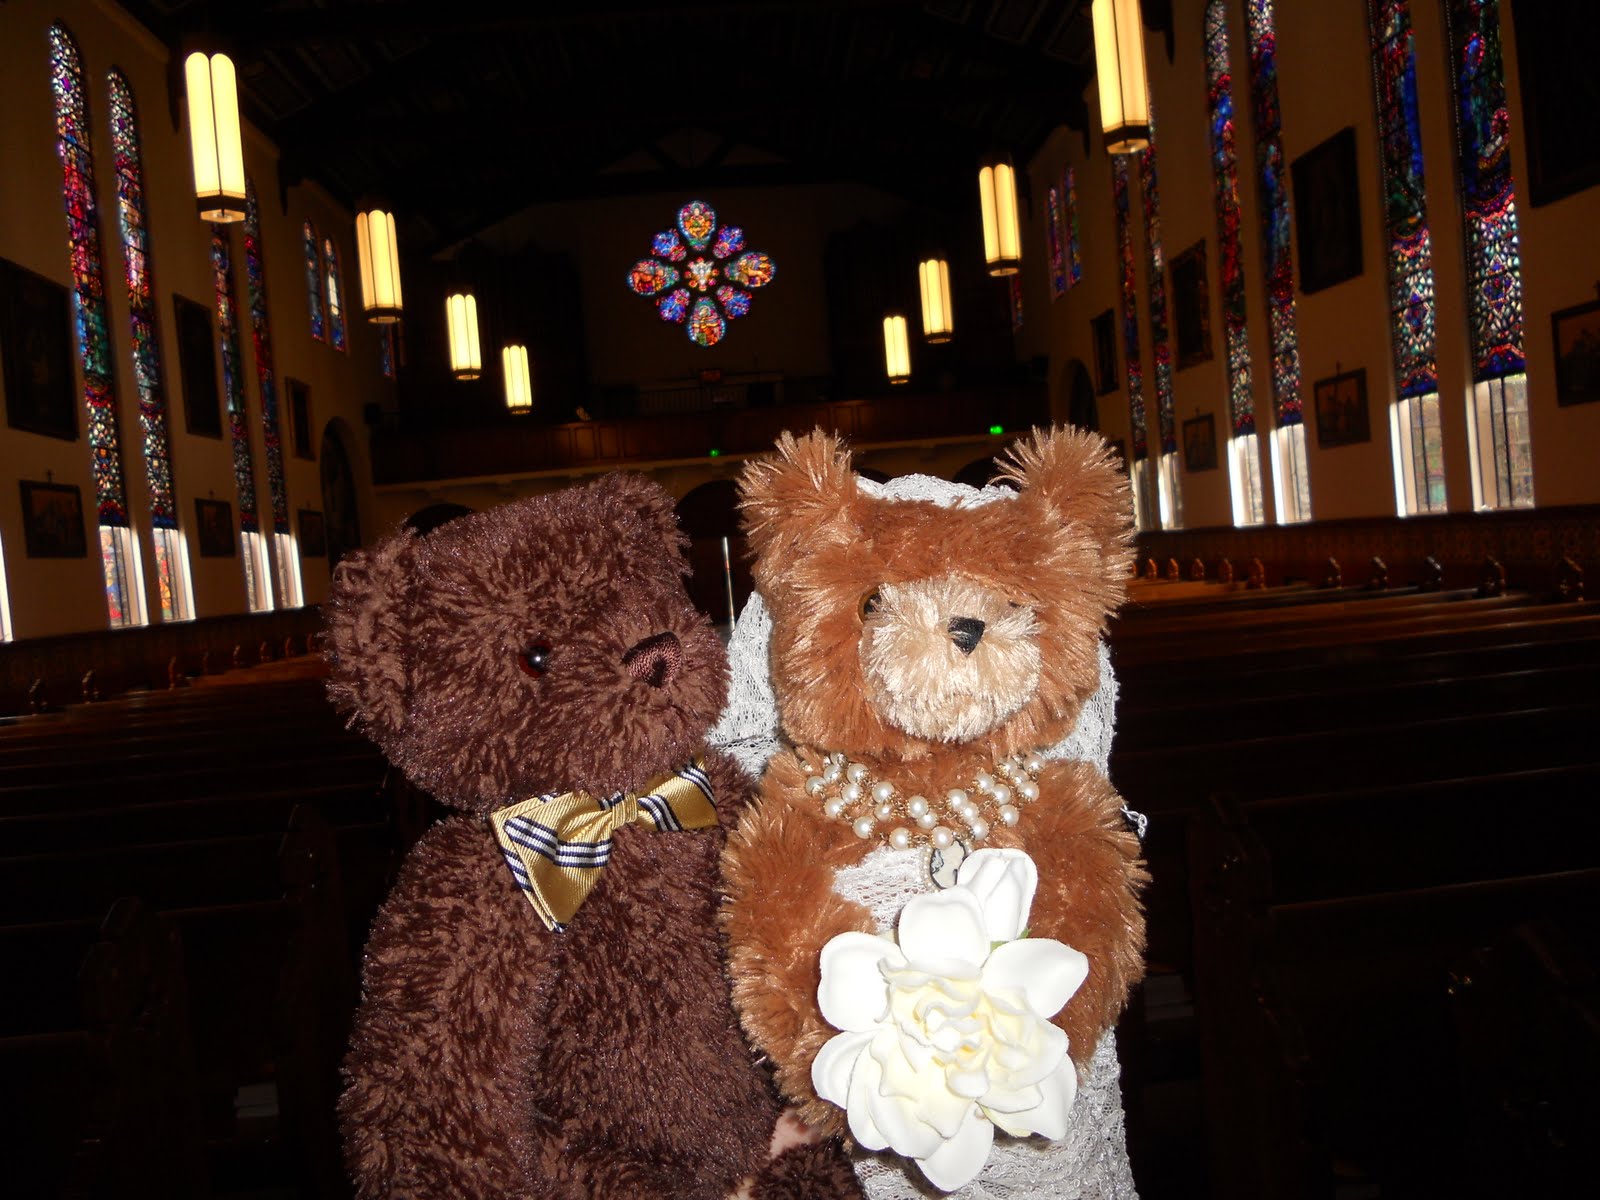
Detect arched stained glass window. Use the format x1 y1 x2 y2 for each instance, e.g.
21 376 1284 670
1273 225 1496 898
304 220 325 342
1366 0 1446 515
108 70 192 621
49 23 146 628
322 236 347 351
211 226 272 612
1137 110 1183 528
379 326 397 379
1445 0 1530 509
1046 168 1085 300
242 180 303 608
1242 0 1312 523
1203 0 1265 526
1112 155 1155 531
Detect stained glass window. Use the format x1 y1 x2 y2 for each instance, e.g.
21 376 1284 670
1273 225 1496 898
1243 0 1311 521
1367 0 1445 514
1045 168 1083 299
1137 113 1183 528
50 24 144 627
1446 0 1523 382
323 236 347 351
108 70 191 620
1009 274 1024 332
304 221 325 342
1064 167 1083 289
380 325 397 379
1046 185 1067 298
627 202 773 347
211 227 262 537
1112 155 1155 532
1203 0 1265 526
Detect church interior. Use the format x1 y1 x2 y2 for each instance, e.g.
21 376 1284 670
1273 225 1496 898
0 0 1596 1195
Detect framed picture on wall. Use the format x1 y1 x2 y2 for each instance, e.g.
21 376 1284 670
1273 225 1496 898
297 509 327 557
0 257 78 441
173 294 223 438
19 480 87 558
194 498 235 558
1171 241 1213 369
1313 368 1372 447
1552 298 1600 406
287 378 315 459
1292 127 1364 294
1182 415 1218 472
1091 309 1119 395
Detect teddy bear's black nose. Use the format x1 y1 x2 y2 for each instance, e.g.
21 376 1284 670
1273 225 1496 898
623 631 682 688
947 617 986 655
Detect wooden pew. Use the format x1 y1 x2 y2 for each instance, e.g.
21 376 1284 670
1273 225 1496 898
0 898 205 1198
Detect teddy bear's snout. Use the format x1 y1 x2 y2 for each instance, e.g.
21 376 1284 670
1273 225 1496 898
623 631 682 689
947 617 986 655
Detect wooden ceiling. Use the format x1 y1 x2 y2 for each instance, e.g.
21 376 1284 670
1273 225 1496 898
122 0 1126 253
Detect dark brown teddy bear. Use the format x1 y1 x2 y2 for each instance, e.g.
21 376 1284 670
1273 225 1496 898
324 474 862 1200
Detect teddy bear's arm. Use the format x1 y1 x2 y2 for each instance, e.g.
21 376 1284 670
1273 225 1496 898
1020 760 1148 1069
699 748 758 833
720 756 876 1137
340 817 561 1200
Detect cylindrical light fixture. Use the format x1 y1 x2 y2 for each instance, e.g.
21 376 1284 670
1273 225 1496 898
355 208 404 323
883 314 911 385
978 160 1021 276
918 257 954 343
184 52 246 222
445 292 482 381
1092 0 1152 155
502 344 532 412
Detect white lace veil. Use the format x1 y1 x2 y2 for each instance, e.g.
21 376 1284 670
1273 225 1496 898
708 470 1140 1200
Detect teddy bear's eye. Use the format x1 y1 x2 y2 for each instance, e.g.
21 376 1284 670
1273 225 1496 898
517 641 553 678
859 589 882 619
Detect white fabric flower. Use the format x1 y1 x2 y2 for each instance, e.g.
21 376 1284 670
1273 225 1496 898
812 849 1088 1192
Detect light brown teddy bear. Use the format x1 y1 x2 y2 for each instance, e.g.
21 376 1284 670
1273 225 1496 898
720 427 1147 1193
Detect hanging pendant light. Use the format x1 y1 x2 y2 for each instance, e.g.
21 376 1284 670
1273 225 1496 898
503 344 532 412
1092 0 1152 155
918 257 954 343
445 292 482 381
355 207 404 323
184 52 246 222
978 159 1021 277
883 314 911 385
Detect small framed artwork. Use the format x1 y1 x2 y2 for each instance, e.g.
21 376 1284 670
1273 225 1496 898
19 480 87 558
0 257 78 441
1170 241 1213 369
297 508 327 557
194 498 235 558
173 294 222 438
1292 127 1364 294
1182 415 1218 472
1552 298 1600 406
287 377 315 459
1313 368 1371 447
1091 309 1119 395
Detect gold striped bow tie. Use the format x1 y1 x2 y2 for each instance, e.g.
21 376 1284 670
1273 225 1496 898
488 757 718 932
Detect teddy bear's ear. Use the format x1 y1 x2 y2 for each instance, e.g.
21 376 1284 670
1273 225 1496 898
588 472 689 563
738 429 859 562
323 529 418 746
997 425 1135 576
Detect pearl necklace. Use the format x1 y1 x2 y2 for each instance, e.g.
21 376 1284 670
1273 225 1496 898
800 747 1048 851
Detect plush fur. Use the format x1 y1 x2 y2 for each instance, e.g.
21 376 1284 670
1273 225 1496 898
326 473 861 1200
721 428 1148 1137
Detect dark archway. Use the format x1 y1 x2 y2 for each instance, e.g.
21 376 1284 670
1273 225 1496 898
951 457 1019 491
319 419 363 568
675 480 748 626
405 503 475 537
1065 357 1098 431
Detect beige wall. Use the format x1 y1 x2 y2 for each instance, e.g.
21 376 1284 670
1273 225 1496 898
1026 0 1600 529
0 0 384 638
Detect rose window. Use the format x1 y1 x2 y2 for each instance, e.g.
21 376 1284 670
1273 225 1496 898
626 200 775 347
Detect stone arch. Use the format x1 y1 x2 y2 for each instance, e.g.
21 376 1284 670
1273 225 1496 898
1064 357 1098 431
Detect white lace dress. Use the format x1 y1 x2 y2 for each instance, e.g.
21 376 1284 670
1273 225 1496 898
708 474 1140 1200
